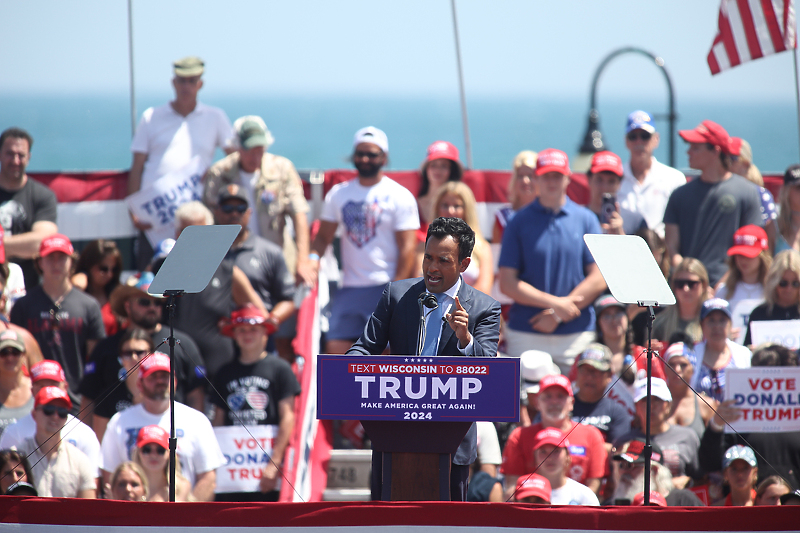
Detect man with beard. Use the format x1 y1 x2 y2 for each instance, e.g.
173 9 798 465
100 353 225 501
609 437 703 506
347 217 501 501
308 127 419 354
0 127 59 289
78 271 205 435
502 374 606 497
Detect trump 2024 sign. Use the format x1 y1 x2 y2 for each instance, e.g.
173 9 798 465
317 355 519 422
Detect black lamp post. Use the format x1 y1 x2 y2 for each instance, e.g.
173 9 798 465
575 47 677 170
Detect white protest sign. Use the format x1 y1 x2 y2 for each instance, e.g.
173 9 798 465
749 320 800 349
730 299 762 345
725 367 800 433
214 425 277 494
126 156 205 248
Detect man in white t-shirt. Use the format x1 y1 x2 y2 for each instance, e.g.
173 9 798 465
617 111 686 237
127 56 235 267
0 360 101 477
308 126 420 354
531 427 599 506
100 353 225 501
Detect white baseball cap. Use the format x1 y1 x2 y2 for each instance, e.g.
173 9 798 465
634 377 672 403
353 126 388 153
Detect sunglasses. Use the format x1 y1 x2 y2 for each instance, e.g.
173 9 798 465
119 349 148 359
674 279 700 290
136 298 160 308
354 150 382 159
0 349 22 357
626 131 652 142
41 405 69 419
141 445 167 456
219 204 248 214
778 279 800 288
96 265 114 273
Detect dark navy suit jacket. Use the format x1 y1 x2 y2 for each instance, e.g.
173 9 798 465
347 277 501 464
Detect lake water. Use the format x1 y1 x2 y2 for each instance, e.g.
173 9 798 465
2 93 798 175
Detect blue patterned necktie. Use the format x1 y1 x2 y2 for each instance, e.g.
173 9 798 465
421 294 443 356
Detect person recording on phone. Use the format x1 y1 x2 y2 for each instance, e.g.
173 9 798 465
347 216 501 501
586 151 647 236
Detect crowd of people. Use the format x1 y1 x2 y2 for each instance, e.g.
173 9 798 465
0 54 799 508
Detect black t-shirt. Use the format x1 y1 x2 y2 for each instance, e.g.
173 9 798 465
10 286 105 406
211 355 301 426
572 395 634 444
0 179 58 289
78 325 205 418
743 302 800 346
173 260 236 378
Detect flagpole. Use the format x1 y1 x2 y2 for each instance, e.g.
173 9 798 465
128 0 137 138
450 0 473 169
794 48 800 160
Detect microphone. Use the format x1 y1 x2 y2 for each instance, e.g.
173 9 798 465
420 292 439 310
417 292 438 356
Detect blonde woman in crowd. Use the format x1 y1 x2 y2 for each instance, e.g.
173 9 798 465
652 258 710 344
714 225 772 341
743 249 800 345
108 461 148 501
132 425 191 502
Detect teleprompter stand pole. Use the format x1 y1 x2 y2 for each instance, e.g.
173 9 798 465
164 289 183 503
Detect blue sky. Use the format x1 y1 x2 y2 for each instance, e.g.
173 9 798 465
1 0 794 101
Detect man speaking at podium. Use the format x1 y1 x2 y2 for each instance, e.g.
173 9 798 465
347 217 501 501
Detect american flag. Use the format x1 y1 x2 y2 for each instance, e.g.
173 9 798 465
708 0 796 75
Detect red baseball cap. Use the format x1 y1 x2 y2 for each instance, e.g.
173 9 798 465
31 360 66 383
678 120 734 155
39 234 74 257
729 137 743 156
538 374 573 397
727 225 768 258
633 491 667 507
425 141 460 163
34 386 72 409
535 148 570 176
221 304 275 337
590 151 624 177
139 352 171 379
137 424 169 449
515 474 551 503
533 427 570 450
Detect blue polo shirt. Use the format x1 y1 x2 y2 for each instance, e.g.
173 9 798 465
499 198 601 334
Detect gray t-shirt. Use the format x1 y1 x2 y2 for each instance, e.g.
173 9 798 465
663 174 763 285
617 424 700 479
0 395 33 438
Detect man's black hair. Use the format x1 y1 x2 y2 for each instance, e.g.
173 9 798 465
425 217 475 262
0 127 33 151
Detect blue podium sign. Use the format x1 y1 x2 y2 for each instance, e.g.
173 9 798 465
317 355 519 423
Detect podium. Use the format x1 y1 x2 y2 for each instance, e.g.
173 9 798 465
317 355 520 501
